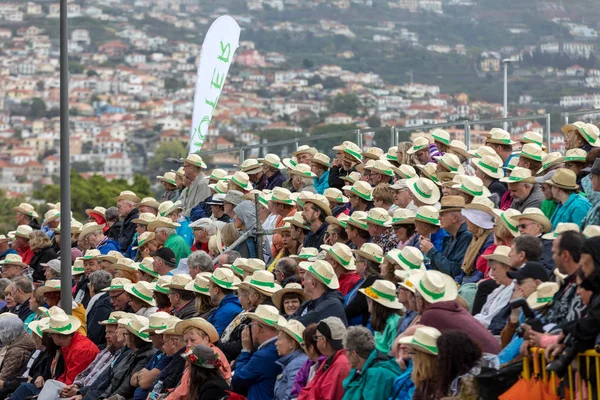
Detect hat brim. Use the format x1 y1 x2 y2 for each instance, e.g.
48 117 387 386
527 292 555 310
464 203 496 216
546 180 579 191
272 288 305 311
513 214 552 233
298 262 340 289
406 178 440 205
352 249 384 264
473 162 504 179
174 318 219 343
482 254 511 266
124 286 157 307
438 206 464 214
304 200 332 216
384 218 415 227
120 322 152 342
208 275 240 290
358 288 405 310
485 138 516 146
398 335 438 355
37 285 61 296
183 159 208 169
13 207 39 219
412 272 458 304
42 315 81 335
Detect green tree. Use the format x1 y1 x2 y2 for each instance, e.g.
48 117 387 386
0 190 25 233
327 94 362 116
309 124 358 154
366 115 382 128
148 141 187 178
30 98 46 118
302 58 314 69
68 61 84 74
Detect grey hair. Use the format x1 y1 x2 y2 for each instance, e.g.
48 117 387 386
105 207 120 222
221 250 240 264
301 177 314 186
275 258 297 278
12 276 33 294
0 317 25 345
0 278 11 299
89 270 112 292
343 326 375 359
157 227 176 236
188 251 213 273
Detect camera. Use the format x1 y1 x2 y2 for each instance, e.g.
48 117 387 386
546 334 577 378
509 298 543 337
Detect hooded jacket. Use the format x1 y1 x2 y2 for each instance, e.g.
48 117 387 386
420 300 500 354
0 332 36 380
97 238 120 255
58 332 100 385
342 350 402 400
550 193 592 230
298 350 351 400
293 289 348 327
274 349 309 400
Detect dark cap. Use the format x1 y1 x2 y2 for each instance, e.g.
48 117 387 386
507 261 549 282
589 158 600 175
316 317 347 351
150 248 176 267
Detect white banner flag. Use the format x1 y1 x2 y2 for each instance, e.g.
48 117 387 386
189 16 241 154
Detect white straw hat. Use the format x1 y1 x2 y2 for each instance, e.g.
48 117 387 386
526 282 559 310
512 208 552 233
398 326 442 355
359 280 405 310
406 177 440 205
519 143 545 162
407 137 430 155
366 207 391 227
320 242 356 271
583 225 600 239
412 270 458 304
485 128 516 146
242 304 286 328
183 154 207 169
124 282 157 306
352 242 384 264
384 208 416 227
414 206 440 227
298 260 340 289
387 247 426 271
482 245 511 266
274 319 306 346
542 222 580 240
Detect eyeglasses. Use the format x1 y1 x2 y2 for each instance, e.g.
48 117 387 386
518 223 536 229
109 291 126 301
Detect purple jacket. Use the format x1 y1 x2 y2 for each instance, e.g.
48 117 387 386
266 171 286 190
291 355 326 397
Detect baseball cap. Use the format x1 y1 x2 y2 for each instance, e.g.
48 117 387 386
507 261 549 282
316 317 347 351
40 259 61 274
150 248 177 267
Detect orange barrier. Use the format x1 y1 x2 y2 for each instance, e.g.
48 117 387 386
524 348 600 399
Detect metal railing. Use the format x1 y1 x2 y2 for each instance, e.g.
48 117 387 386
197 109 600 167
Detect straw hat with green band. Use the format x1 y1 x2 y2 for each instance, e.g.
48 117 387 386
209 180 228 194
343 181 373 202
239 158 263 174
158 200 183 218
183 154 207 169
137 257 159 278
184 273 212 296
561 121 600 146
323 188 349 204
298 260 340 289
173 318 219 343
150 276 172 295
29 318 49 339
132 232 156 251
451 176 491 198
320 242 356 271
311 153 331 168
398 326 442 355
282 157 297 170
157 171 177 186
209 268 241 290
482 245 512 266
42 314 82 336
414 206 440 227
141 312 178 334
260 154 283 170
365 159 395 177
386 146 398 162
165 274 193 291
303 194 333 216
411 270 458 304
415 162 442 186
536 152 563 175
521 131 545 148
98 250 125 265
541 222 580 240
499 167 535 184
270 187 294 205
37 279 62 296
132 213 157 226
112 258 139 274
583 225 600 239
526 282 560 311
519 142 544 163
387 247 426 271
434 153 461 173
395 164 417 179
352 242 384 264
118 315 151 342
12 203 39 219
431 129 451 145
341 171 361 185
230 171 253 191
493 208 521 237
362 147 384 161
343 142 363 162
359 279 405 310
242 270 282 295
0 254 27 268
274 319 306 346
384 208 416 227
484 128 516 146
473 155 504 179
99 311 130 326
242 304 286 328
292 145 317 157
406 177 440 205
407 137 430 155
561 148 587 163
222 257 249 278
365 207 391 227
124 282 157 307
511 207 552 234
72 259 85 276
468 145 498 159
102 277 132 292
290 247 319 261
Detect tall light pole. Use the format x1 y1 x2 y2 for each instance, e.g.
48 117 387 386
502 59 513 130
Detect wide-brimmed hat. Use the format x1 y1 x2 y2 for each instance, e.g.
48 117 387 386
463 196 495 216
407 137 430 155
360 279 405 310
136 257 158 278
242 270 282 295
439 196 465 213
209 180 229 194
304 194 332 216
0 235 10 244
393 165 417 180
80 222 105 239
269 187 293 206
136 197 160 210
184 273 212 296
72 259 85 276
272 283 305 311
260 154 284 170
366 207 391 227
290 247 319 261
482 245 511 266
114 190 141 203
209 268 241 290
56 219 83 235
340 211 365 231
157 171 178 186
222 257 249 277
292 145 318 157
239 159 263 174
406 177 440 205
397 270 417 293
13 225 33 239
102 277 132 292
43 209 61 225
174 317 219 343
547 168 578 191
398 326 442 355
289 163 317 179
0 254 27 267
99 311 131 326
321 242 355 271
519 143 545 162
352 243 384 264
82 249 102 261
282 157 298 170
468 145 498 159
42 313 81 336
340 171 361 184
342 181 373 202
158 201 182 218
384 208 416 227
208 168 228 181
542 222 580 240
230 171 253 191
97 250 124 264
448 140 471 159
521 131 545 148
148 216 180 231
365 160 395 177
311 153 331 168
183 154 207 169
385 146 399 162
414 206 440 227
561 149 588 164
131 213 157 225
298 260 340 289
342 142 363 163
323 188 349 204
165 274 193 290
124 282 157 306
412 270 458 304
527 282 559 310
431 129 451 145
512 208 552 233
499 167 535 184
132 232 156 250
434 153 462 173
37 279 62 296
387 246 426 271
242 304 286 328
561 121 600 146
415 163 441 186
12 203 39 219
274 319 306 346
118 315 151 342
536 152 564 176
150 276 172 295
282 212 309 231
362 147 384 161
142 312 178 333
583 225 600 239
485 128 516 146
493 209 521 237
452 176 491 197
181 345 222 369
473 155 504 179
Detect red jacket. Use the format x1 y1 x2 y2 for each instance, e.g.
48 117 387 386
298 350 351 400
58 332 100 385
338 272 361 297
18 246 33 266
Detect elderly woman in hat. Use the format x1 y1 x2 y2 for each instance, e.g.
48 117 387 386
28 230 57 284
273 283 305 318
548 168 592 229
273 319 309 400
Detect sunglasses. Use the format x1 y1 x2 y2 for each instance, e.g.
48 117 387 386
518 223 536 229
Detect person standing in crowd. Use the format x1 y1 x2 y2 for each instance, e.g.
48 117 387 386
79 221 120 256
182 154 211 217
484 128 515 167
104 206 123 241
149 217 190 268
27 230 57 283
261 154 286 190
115 190 141 252
407 137 433 165
85 270 113 347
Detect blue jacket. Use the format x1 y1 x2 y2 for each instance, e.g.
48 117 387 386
98 239 120 255
266 171 286 191
232 339 282 400
314 170 330 195
428 223 473 278
551 193 591 229
343 350 402 400
0 248 17 261
175 217 194 247
389 361 414 400
207 293 242 336
274 349 308 400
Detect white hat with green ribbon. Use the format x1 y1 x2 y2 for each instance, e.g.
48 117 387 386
359 279 405 310
519 143 545 162
274 318 306 346
298 260 340 289
320 242 356 271
407 177 440 205
184 273 212 296
398 326 442 355
366 207 391 227
388 246 426 271
414 206 440 227
243 270 283 295
209 268 241 290
352 242 384 264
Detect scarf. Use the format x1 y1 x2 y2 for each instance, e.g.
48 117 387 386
461 228 493 275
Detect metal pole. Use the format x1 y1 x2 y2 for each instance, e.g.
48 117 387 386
254 193 263 261
564 112 569 126
546 113 552 152
356 129 362 149
390 126 396 147
464 121 471 151
503 62 508 131
239 148 244 164
59 0 72 315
